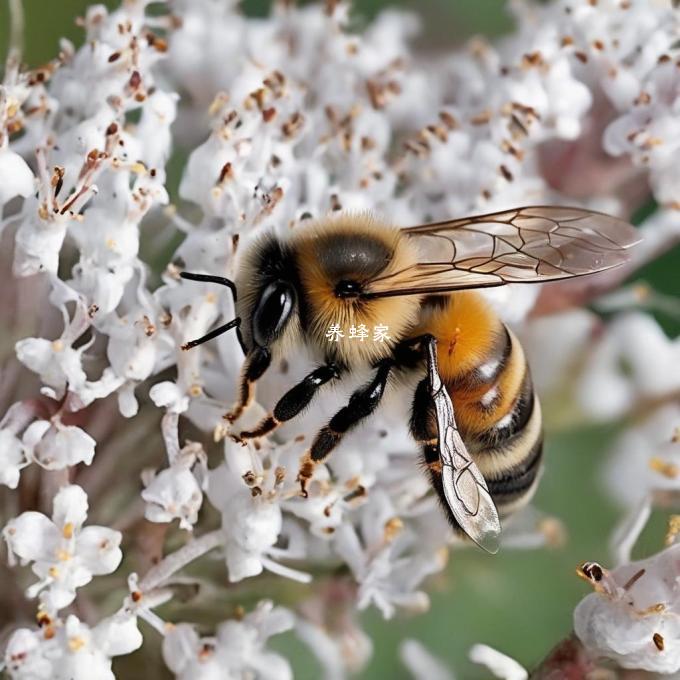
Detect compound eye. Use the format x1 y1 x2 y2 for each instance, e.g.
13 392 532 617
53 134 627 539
334 279 362 298
252 280 295 347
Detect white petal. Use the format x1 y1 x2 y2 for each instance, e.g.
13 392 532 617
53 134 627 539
92 614 143 657
3 512 59 563
149 381 189 414
162 623 200 674
400 639 455 680
142 467 203 530
469 644 527 680
52 484 89 530
33 425 96 469
14 217 68 276
22 419 51 451
225 545 265 582
3 627 53 679
76 526 123 575
0 149 35 204
40 580 81 611
15 339 55 380
15 338 86 396
248 652 293 680
0 429 27 488
117 381 140 418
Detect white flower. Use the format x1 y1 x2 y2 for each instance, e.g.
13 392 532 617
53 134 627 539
23 420 96 470
136 89 179 169
13 209 71 277
150 381 190 414
104 300 175 417
0 429 28 488
141 440 206 531
3 485 122 612
142 467 203 529
162 601 293 680
52 614 142 680
400 639 454 680
1 613 142 680
295 610 373 680
574 545 680 674
0 147 34 205
333 490 446 619
576 313 680 421
603 404 680 509
106 314 162 382
209 460 283 582
208 440 310 583
14 278 123 407
2 627 52 680
15 338 87 402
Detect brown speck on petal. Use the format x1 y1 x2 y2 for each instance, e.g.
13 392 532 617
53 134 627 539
653 633 665 651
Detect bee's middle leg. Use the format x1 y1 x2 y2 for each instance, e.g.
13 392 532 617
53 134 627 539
297 358 394 496
239 362 343 440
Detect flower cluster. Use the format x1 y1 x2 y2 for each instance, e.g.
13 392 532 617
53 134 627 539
3 613 142 680
3 484 121 613
0 0 679 678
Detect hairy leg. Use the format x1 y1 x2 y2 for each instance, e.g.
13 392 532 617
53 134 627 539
224 346 271 423
297 359 394 496
239 362 342 439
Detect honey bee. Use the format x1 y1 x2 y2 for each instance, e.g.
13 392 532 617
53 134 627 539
180 206 639 553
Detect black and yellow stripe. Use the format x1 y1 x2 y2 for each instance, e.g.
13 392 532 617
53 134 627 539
411 291 543 524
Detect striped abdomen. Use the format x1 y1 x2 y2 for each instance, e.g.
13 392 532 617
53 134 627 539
424 292 544 517
448 326 543 516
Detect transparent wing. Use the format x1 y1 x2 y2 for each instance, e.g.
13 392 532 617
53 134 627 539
425 339 501 554
365 206 640 298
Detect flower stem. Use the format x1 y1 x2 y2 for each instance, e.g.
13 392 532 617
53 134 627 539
6 0 24 75
139 529 224 592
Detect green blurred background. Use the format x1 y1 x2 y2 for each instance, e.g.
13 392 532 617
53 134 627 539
1 1 678 678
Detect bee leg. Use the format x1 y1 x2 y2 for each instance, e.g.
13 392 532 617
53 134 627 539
297 358 394 497
224 346 271 423
409 377 448 514
239 362 342 440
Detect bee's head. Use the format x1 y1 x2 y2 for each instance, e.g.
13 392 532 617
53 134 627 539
234 233 300 357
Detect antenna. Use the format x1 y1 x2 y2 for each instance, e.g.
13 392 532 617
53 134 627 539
179 271 240 350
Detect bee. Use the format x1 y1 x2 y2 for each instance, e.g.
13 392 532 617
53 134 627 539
180 206 639 553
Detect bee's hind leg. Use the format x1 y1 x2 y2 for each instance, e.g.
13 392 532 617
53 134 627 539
297 358 394 497
238 362 343 440
409 376 448 515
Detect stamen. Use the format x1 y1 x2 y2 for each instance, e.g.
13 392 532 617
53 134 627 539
622 568 645 591
653 633 665 651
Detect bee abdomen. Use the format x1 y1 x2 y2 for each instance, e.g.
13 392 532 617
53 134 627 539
485 432 543 515
450 326 544 516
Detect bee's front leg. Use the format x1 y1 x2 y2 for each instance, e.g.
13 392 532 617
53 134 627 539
224 346 271 423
